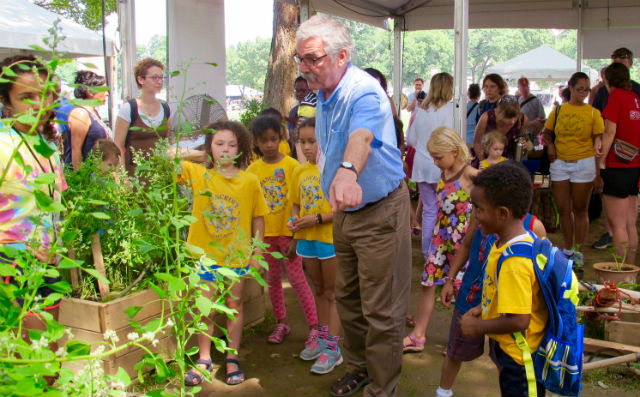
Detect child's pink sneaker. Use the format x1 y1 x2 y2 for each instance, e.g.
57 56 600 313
268 323 291 344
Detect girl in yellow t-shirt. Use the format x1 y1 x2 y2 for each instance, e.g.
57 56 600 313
246 115 319 351
480 130 507 169
287 118 342 374
175 120 268 387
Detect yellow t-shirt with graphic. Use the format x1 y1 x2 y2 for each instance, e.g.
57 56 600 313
544 103 604 161
279 140 291 156
246 155 299 237
289 162 333 244
480 156 505 170
177 161 268 267
481 234 549 365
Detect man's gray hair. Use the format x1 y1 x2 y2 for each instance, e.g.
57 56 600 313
297 15 354 62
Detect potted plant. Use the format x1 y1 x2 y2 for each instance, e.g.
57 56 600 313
593 244 640 285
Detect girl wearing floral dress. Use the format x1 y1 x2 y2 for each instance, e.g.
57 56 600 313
403 127 478 352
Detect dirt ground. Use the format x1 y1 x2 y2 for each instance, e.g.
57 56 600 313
192 213 639 397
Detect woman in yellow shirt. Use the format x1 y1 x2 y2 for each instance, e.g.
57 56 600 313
542 72 604 265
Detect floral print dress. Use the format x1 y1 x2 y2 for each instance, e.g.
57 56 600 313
422 165 472 287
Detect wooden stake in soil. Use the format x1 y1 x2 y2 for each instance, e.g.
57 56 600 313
91 233 110 299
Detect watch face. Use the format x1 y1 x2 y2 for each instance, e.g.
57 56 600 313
342 161 353 168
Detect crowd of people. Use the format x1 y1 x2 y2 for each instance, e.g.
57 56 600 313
1 13 639 397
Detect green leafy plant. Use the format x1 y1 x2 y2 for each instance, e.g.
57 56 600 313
1 21 269 397
238 98 264 130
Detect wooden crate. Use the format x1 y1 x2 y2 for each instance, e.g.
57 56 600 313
59 279 265 377
605 321 640 347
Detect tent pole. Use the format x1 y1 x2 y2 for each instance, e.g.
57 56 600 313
393 17 403 117
299 0 310 22
577 0 583 72
453 0 469 138
117 0 137 101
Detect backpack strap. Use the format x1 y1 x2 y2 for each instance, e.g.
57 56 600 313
476 99 488 123
520 95 537 108
497 237 539 397
467 102 478 118
514 332 538 397
161 102 170 120
523 213 536 231
551 104 562 142
125 99 139 149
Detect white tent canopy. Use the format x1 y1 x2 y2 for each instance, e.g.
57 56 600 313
307 0 640 59
0 0 114 59
486 46 598 82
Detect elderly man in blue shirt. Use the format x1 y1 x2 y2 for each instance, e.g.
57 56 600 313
296 15 411 397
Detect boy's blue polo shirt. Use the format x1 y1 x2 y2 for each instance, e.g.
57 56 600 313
316 64 404 211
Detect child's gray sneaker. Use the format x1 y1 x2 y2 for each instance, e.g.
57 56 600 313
311 347 343 374
299 329 325 361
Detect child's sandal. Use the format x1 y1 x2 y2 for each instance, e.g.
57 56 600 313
402 333 426 353
184 358 213 386
225 358 246 385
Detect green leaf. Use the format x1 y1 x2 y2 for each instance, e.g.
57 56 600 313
81 62 98 69
186 346 199 355
33 134 56 158
66 340 91 356
90 212 111 220
87 85 110 93
270 251 284 259
57 258 80 269
34 172 56 185
212 301 237 317
83 268 109 284
148 281 167 297
114 367 132 387
204 62 218 67
86 199 109 205
170 70 180 77
68 98 102 107
16 114 38 126
214 267 240 282
34 190 54 210
2 66 18 77
124 306 143 319
195 296 213 316
28 44 47 52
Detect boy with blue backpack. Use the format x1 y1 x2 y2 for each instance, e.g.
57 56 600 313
460 161 582 397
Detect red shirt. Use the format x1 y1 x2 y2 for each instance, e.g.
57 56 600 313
602 88 640 168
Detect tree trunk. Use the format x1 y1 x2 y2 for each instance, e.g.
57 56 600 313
263 0 299 119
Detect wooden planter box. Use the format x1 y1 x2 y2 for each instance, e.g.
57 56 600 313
59 278 265 377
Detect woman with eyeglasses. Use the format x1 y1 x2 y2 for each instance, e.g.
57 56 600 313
542 72 604 265
67 70 112 170
114 58 171 176
473 95 528 162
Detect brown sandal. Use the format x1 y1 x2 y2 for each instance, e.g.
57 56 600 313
329 370 370 397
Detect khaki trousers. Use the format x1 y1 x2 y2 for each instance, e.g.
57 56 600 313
333 183 412 397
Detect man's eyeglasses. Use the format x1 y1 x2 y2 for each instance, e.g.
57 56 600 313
146 75 167 82
293 53 328 67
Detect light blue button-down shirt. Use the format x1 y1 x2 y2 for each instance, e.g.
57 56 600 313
316 64 405 211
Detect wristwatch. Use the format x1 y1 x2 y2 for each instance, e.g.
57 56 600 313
340 161 358 176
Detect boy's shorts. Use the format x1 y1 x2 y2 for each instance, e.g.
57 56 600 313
601 167 640 198
489 339 546 397
550 157 596 183
447 307 485 362
296 239 336 260
199 264 251 282
1 250 62 314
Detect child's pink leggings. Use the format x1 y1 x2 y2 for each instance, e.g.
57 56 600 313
264 236 318 327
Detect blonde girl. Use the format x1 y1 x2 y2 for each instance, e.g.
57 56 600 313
481 130 507 169
287 118 342 374
174 120 268 386
406 72 454 266
404 127 478 352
